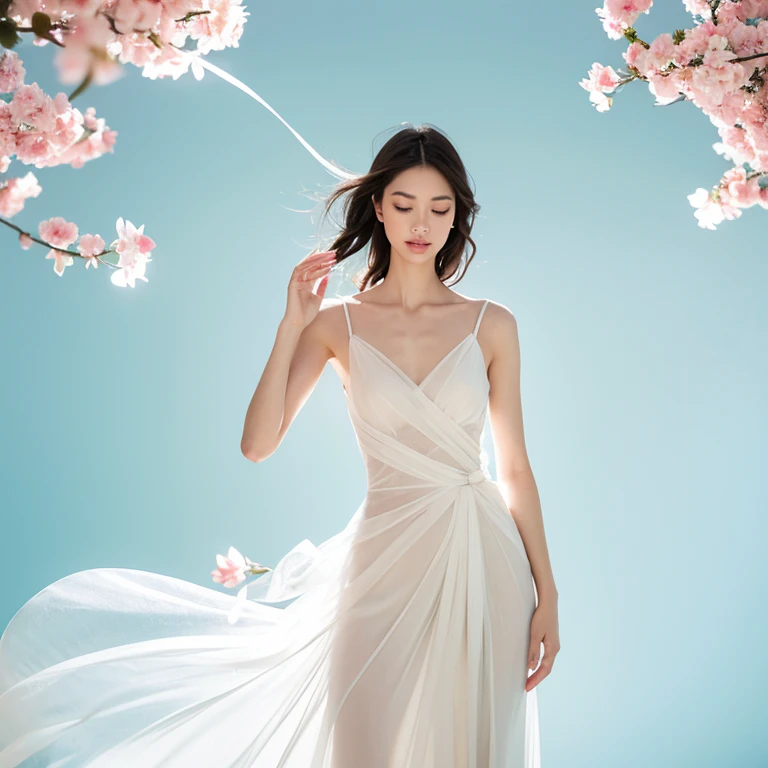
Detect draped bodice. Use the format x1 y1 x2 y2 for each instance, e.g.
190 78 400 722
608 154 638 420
340 297 494 500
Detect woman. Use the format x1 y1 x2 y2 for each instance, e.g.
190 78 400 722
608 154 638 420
0 125 559 767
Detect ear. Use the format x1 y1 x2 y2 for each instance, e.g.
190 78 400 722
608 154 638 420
371 194 382 223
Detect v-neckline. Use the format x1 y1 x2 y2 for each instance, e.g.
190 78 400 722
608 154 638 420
351 332 476 391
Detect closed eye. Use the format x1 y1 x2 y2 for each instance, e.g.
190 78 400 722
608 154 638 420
394 205 450 215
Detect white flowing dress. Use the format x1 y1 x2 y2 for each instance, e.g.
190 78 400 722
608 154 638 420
0 296 541 768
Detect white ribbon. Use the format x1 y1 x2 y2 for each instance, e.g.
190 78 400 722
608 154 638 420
174 47 360 183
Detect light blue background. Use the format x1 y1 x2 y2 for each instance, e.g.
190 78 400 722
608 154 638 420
1 1 766 766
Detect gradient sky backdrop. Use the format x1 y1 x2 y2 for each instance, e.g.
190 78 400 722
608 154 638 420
1 1 766 766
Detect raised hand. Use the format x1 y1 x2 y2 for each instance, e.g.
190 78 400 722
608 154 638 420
284 249 338 331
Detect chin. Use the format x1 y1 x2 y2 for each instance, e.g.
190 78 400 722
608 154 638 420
394 247 432 264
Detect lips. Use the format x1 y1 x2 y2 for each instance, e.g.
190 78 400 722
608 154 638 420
407 241 430 245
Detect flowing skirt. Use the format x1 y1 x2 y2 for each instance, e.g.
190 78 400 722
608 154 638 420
0 485 540 768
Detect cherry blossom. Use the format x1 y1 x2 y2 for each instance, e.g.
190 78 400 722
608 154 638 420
212 546 250 589
596 0 653 40
39 215 78 276
579 63 622 112
211 546 273 625
108 217 156 287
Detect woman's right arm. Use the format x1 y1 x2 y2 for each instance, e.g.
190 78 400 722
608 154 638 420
240 249 338 462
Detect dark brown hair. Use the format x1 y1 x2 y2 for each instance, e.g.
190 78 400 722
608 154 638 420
318 123 480 291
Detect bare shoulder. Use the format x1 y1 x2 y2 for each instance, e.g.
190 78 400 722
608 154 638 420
473 299 519 376
478 299 518 341
301 297 350 359
315 296 348 323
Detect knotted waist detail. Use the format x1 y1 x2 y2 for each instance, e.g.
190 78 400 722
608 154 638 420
460 467 491 486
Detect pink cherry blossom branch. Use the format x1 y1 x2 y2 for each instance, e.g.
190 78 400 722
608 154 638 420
581 1 768 229
0 214 116 268
730 50 768 64
621 27 768 80
0 0 250 285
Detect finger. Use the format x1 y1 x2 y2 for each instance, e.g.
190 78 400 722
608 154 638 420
293 256 337 279
294 257 336 277
525 666 546 693
298 249 337 266
528 640 541 671
315 272 330 298
525 654 554 692
295 261 336 282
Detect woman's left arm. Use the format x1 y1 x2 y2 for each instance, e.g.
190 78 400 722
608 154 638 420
484 303 560 692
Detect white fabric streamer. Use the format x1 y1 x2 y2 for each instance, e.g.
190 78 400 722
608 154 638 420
176 47 360 183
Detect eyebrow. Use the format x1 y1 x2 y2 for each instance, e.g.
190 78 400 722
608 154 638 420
390 191 454 202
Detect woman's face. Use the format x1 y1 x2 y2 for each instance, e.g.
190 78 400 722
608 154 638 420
373 165 455 264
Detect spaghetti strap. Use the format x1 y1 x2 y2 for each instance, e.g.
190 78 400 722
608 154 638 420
341 296 353 338
473 299 490 336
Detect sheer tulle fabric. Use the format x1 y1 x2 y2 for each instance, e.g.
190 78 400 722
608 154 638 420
0 297 541 768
